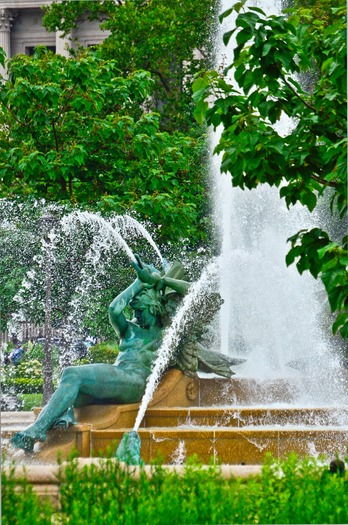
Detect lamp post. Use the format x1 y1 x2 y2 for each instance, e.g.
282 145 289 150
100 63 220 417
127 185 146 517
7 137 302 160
40 213 58 405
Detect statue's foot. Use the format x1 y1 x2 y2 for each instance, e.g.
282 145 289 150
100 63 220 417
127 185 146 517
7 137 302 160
10 430 47 452
11 432 33 452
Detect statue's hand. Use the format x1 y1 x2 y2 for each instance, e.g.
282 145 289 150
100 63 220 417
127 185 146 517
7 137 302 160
52 407 76 430
132 254 161 286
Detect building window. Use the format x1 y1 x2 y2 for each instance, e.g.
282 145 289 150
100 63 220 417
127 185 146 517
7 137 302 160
25 46 56 56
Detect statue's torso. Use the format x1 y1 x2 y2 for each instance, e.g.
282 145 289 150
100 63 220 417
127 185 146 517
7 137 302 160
115 322 162 377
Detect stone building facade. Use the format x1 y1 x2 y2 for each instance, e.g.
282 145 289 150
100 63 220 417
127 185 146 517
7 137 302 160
0 0 109 73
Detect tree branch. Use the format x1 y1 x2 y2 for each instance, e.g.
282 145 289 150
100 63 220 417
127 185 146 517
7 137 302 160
150 69 171 93
280 73 316 112
310 173 339 188
58 81 79 121
51 120 59 151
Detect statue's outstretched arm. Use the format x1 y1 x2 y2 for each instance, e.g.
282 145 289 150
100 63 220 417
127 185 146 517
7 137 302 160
130 255 190 295
159 276 190 295
108 278 144 337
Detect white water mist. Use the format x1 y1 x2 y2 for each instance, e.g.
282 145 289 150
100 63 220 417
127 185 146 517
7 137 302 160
214 0 346 404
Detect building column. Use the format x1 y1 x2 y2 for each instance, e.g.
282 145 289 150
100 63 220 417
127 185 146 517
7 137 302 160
0 9 16 77
56 29 74 58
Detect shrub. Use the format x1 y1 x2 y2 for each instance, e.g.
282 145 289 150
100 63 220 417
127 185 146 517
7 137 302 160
1 466 52 525
87 343 119 364
58 454 348 524
2 454 348 524
13 359 43 379
3 377 43 394
2 359 43 394
25 343 44 362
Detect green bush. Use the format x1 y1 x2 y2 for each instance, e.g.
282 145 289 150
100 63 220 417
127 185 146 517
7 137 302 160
2 454 348 524
71 342 119 366
87 343 119 364
2 359 43 394
2 466 52 525
25 343 44 362
25 343 60 370
12 359 43 379
3 377 43 394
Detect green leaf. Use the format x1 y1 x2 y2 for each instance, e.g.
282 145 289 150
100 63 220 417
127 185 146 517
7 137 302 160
236 28 252 46
223 30 235 47
262 42 273 57
219 7 233 23
317 243 339 259
300 190 317 212
193 99 208 125
248 6 266 15
0 46 5 68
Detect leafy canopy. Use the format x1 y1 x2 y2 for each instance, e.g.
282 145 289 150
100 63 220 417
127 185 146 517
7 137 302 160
0 48 204 242
42 0 219 132
193 0 347 336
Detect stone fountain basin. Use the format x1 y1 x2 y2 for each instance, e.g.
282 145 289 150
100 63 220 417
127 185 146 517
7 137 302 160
3 370 348 466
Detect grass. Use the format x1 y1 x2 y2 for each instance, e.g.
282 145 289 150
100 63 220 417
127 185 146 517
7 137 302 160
2 454 348 524
17 393 43 411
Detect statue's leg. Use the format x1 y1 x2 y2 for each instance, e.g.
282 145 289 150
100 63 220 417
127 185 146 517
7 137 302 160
75 363 146 403
11 365 85 451
51 392 107 429
11 364 146 451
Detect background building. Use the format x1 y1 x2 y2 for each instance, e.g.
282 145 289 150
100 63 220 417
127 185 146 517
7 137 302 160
0 0 109 73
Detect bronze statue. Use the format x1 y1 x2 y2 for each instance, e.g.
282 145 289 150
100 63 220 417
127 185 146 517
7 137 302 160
11 256 241 452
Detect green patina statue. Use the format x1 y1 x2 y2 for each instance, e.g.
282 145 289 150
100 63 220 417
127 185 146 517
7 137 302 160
115 430 144 466
11 256 241 453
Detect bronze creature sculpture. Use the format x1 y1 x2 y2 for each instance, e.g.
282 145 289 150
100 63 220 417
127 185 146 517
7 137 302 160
11 256 242 453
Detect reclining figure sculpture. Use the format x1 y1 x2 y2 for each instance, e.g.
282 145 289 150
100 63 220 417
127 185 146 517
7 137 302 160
11 256 241 452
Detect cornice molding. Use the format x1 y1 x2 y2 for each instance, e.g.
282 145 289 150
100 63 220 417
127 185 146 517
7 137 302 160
0 2 53 8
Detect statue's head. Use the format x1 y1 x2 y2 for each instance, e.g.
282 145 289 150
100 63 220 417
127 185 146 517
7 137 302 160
130 288 166 328
130 259 188 328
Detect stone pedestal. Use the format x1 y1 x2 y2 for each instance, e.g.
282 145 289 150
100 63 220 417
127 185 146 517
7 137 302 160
32 370 200 462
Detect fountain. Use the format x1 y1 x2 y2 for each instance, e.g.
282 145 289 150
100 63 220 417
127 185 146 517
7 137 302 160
4 218 348 466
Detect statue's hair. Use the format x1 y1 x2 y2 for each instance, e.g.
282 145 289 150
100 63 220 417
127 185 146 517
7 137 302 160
130 288 166 317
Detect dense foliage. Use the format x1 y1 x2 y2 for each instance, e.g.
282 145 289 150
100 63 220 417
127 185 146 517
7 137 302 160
2 454 348 524
0 49 205 243
0 0 221 247
193 0 347 336
42 0 219 132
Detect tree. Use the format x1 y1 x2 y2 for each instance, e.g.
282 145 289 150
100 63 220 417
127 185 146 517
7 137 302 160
42 0 219 132
0 48 206 243
192 0 347 336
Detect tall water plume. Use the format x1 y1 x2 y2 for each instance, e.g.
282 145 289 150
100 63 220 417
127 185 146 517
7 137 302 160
214 0 347 404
